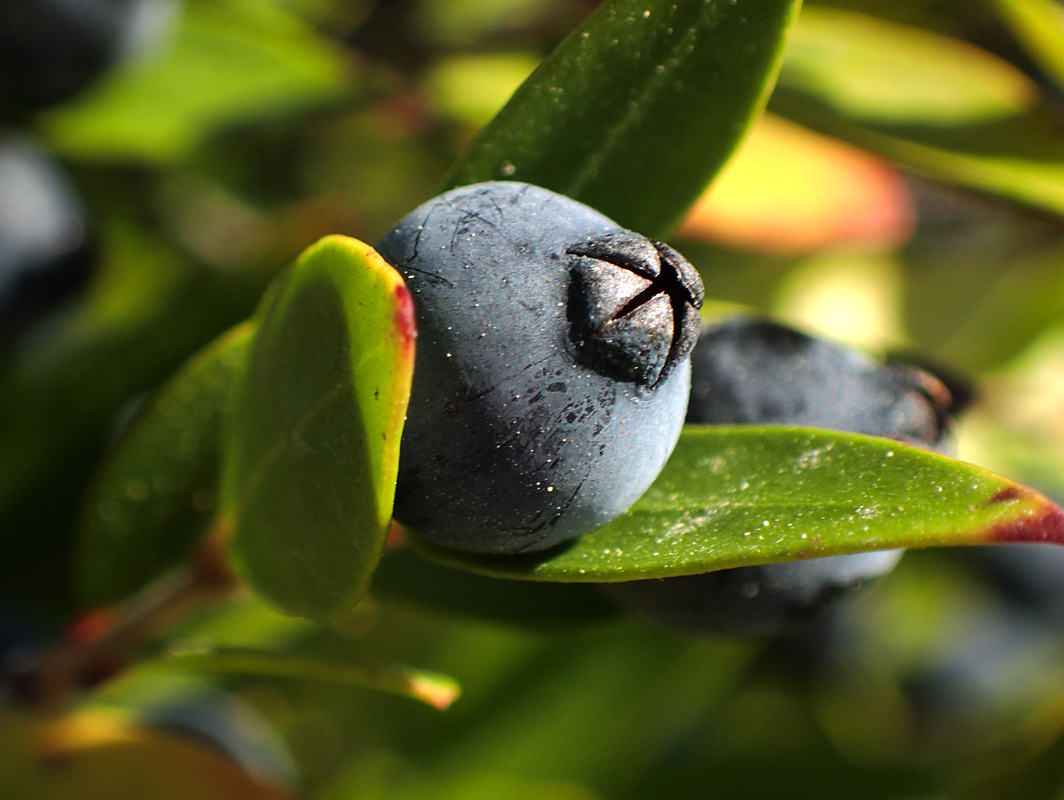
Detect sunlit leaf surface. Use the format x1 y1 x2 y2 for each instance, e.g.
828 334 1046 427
159 647 460 710
412 427 1064 581
773 7 1064 217
992 0 1064 95
42 0 354 162
222 236 415 621
677 113 912 254
447 0 803 237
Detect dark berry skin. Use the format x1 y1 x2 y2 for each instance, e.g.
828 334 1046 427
376 182 703 554
972 542 1064 627
605 549 904 638
686 319 955 453
0 0 174 114
0 134 97 343
605 317 958 637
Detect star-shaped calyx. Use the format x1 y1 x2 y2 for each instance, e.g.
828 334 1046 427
566 231 704 387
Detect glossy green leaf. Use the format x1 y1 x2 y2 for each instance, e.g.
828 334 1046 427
445 0 802 237
771 8 1064 217
222 236 415 622
77 323 254 606
158 647 459 710
411 426 1064 582
41 0 354 163
992 0 1064 94
371 548 618 630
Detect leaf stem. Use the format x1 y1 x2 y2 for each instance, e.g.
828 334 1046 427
6 522 239 710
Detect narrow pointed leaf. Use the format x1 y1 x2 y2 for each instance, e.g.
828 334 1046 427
991 0 1064 95
158 647 459 711
410 427 1064 582
76 323 254 606
222 236 415 621
772 8 1064 217
445 0 803 237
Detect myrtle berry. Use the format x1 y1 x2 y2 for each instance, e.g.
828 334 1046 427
604 317 960 637
0 134 96 343
376 181 703 554
606 549 904 638
972 542 1064 627
0 0 177 114
685 318 955 452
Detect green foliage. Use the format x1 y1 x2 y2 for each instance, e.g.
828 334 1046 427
160 647 460 710
413 427 1064 581
77 322 254 605
370 548 619 628
222 236 414 621
5 0 1064 797
772 7 1064 216
0 219 269 612
446 0 802 237
992 0 1064 93
42 0 355 163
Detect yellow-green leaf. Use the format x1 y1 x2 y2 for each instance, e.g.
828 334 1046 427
222 236 415 621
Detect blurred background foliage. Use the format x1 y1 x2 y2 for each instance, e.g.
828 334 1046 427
4 0 1064 797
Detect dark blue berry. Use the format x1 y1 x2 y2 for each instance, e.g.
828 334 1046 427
605 317 960 637
0 0 175 113
0 134 96 343
376 182 703 554
605 549 904 638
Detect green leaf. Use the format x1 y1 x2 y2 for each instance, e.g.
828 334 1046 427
783 7 1037 124
445 0 803 237
0 219 267 613
222 236 416 622
157 647 460 710
991 0 1064 95
410 426 1064 582
77 323 254 606
907 239 1064 374
371 548 618 630
41 0 354 163
424 54 541 128
771 7 1064 217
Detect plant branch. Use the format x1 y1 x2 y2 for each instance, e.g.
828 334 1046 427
6 524 239 710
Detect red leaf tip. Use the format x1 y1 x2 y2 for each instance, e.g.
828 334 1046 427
986 487 1064 545
394 284 417 353
987 486 1024 505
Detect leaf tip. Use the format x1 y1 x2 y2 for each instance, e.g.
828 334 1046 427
984 486 1064 545
408 674 461 711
